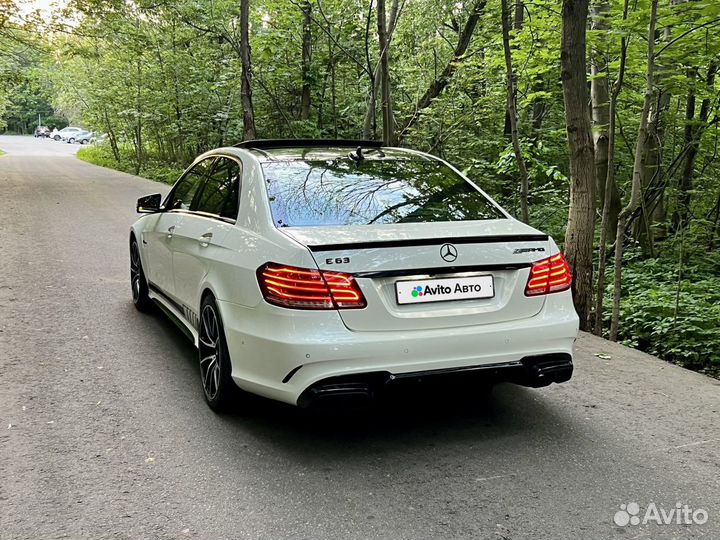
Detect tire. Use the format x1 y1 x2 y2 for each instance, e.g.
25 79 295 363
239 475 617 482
198 295 240 412
130 237 152 312
69 138 75 144
54 135 60 141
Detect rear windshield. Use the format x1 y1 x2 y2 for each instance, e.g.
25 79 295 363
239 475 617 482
262 158 504 227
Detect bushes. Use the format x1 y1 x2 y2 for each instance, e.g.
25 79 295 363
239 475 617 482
603 251 720 369
77 144 184 185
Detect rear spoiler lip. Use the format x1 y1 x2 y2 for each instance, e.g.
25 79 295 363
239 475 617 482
353 263 532 279
305 234 549 252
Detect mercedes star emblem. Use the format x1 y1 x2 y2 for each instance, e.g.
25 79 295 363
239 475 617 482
440 243 458 262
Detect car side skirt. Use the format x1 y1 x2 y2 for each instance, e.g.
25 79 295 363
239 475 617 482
148 283 199 347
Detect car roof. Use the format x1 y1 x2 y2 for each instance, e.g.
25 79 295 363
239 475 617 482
234 139 430 163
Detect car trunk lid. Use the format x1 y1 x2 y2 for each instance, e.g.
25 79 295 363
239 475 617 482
280 220 551 332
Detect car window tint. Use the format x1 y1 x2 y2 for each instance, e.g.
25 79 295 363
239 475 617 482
192 157 241 219
220 161 241 219
166 158 214 211
262 158 505 227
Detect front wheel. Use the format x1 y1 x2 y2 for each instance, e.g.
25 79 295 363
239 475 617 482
198 296 240 412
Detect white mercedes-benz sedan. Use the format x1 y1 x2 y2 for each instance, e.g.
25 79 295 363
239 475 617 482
129 140 579 411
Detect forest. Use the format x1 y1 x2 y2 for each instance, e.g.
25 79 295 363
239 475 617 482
1 0 719 373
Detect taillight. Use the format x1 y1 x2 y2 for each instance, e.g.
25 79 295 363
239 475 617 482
525 253 572 296
257 263 367 310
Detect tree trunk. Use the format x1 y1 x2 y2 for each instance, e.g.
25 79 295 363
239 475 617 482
561 0 596 331
638 21 680 246
363 0 401 140
362 0 377 140
377 0 395 145
634 90 669 255
134 56 143 175
300 0 312 121
530 80 546 134
103 108 121 162
240 0 257 140
673 64 717 230
328 39 338 138
610 0 658 341
590 0 620 239
513 0 524 29
397 0 486 140
709 191 720 251
595 0 629 336
501 0 529 223
170 20 184 163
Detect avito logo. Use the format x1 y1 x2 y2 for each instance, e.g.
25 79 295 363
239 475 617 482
613 502 709 527
411 284 452 298
410 283 484 298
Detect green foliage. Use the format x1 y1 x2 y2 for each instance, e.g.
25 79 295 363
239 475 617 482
602 250 720 368
0 11 67 133
77 144 183 185
495 139 570 240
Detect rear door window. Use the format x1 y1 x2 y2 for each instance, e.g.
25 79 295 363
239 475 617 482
191 157 241 220
262 158 504 227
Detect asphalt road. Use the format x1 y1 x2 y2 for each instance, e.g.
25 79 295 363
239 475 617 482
1 134 719 540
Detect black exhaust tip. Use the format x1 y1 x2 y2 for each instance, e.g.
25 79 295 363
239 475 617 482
519 353 573 387
297 375 388 409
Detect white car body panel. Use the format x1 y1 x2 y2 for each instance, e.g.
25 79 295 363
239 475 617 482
130 144 580 407
142 212 182 296
219 292 577 404
171 215 233 310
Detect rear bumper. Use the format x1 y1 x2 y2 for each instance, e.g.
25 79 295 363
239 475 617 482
297 353 573 408
218 292 579 406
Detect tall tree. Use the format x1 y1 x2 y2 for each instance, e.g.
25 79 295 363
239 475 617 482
560 0 596 330
362 0 401 140
300 0 312 121
376 0 395 144
610 0 659 341
501 0 529 223
595 0 629 336
673 63 718 231
590 0 620 238
240 0 257 140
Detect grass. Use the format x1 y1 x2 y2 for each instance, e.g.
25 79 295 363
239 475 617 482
77 145 184 185
0 148 5 157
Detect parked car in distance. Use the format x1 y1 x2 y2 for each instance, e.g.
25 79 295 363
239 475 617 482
91 133 108 145
129 139 580 412
66 130 94 144
54 126 83 141
34 126 50 138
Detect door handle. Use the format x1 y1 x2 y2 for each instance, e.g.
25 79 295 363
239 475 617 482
166 225 175 239
199 232 213 246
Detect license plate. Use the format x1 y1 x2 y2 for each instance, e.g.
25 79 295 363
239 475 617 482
395 275 495 305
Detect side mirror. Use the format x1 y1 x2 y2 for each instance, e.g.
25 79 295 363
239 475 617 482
137 193 162 213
